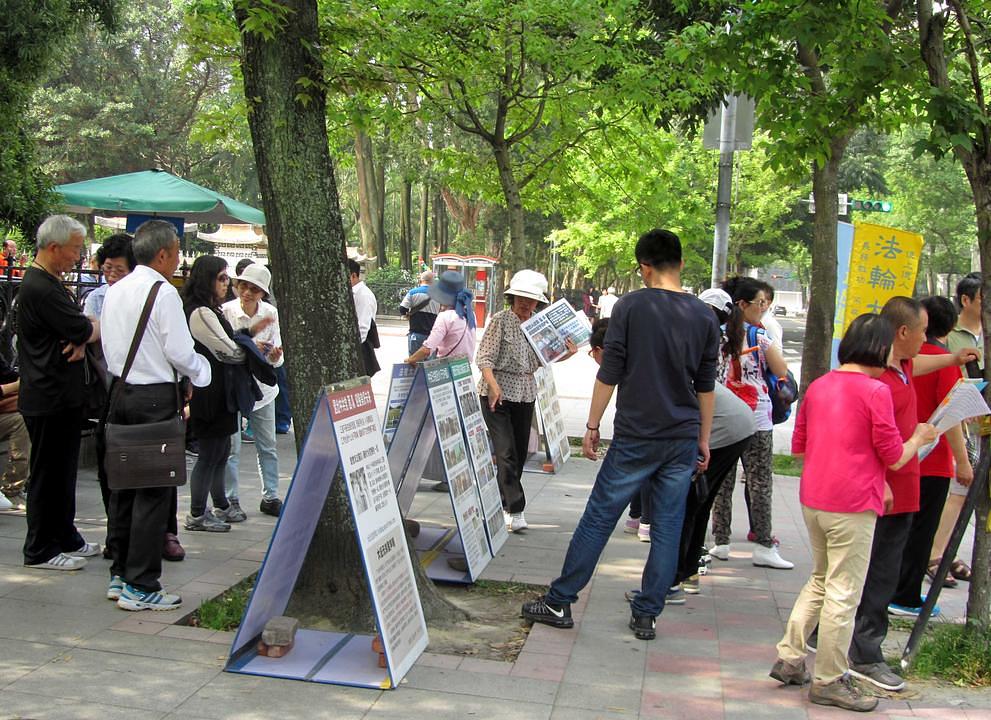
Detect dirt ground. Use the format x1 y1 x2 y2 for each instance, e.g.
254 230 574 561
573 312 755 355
426 580 546 661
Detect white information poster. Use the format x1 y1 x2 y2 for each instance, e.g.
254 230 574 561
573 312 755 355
329 384 428 686
423 359 493 576
383 363 418 446
535 366 571 471
448 357 508 555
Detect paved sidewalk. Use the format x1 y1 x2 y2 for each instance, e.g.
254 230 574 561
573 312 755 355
1 427 988 719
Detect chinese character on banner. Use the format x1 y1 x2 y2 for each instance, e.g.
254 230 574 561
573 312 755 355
842 223 924 333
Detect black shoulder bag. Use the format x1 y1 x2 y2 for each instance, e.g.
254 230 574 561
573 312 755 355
104 282 187 490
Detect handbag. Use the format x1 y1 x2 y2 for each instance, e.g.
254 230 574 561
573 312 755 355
104 281 187 491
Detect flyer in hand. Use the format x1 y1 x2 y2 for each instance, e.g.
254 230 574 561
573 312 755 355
918 378 991 460
520 298 591 366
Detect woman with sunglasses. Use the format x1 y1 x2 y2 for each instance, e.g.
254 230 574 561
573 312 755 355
710 276 792 569
181 257 263 533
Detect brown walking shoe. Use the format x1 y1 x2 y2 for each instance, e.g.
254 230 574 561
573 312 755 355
809 674 878 712
769 658 810 685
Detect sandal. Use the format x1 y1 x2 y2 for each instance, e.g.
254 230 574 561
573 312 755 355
927 559 958 589
950 559 972 582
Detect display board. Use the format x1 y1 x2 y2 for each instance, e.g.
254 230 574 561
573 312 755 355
226 380 427 690
448 357 508 554
383 363 418 446
384 360 503 582
525 366 571 473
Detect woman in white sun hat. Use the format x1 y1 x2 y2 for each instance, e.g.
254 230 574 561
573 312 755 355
477 270 576 532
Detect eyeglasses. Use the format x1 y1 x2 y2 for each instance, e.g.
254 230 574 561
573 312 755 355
743 298 768 308
239 283 263 294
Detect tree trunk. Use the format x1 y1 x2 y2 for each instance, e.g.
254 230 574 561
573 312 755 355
399 179 412 271
434 188 448 254
236 0 462 629
800 133 851 393
418 183 429 265
353 128 380 267
374 134 387 265
965 174 991 631
493 141 526 272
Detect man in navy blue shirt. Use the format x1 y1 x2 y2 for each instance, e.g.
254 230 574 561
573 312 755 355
523 228 719 640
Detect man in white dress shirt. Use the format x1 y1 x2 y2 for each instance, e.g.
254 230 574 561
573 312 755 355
348 258 379 376
101 220 211 611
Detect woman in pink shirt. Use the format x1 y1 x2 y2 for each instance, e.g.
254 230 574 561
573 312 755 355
404 270 477 363
769 313 937 713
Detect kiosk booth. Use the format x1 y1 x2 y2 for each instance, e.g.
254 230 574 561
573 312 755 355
431 254 499 327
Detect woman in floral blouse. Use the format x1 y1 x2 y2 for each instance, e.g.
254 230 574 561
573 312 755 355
477 270 575 533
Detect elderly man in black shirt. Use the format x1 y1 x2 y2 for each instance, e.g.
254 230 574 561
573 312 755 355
19 215 101 571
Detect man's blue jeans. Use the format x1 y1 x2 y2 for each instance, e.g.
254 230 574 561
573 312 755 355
545 435 697 618
408 332 429 355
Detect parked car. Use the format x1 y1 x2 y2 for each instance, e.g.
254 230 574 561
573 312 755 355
773 305 787 317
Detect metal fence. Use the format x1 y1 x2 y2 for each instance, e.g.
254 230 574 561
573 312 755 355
0 265 106 365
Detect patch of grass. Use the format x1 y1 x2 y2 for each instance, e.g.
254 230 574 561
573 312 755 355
773 453 803 477
907 624 991 686
188 574 255 631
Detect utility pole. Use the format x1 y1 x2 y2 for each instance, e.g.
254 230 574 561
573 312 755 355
711 94 737 287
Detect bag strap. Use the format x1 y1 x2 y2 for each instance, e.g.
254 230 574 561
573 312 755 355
119 282 164 383
108 281 175 415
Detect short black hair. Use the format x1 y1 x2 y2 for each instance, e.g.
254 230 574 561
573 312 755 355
589 318 609 350
97 233 136 270
921 295 957 340
235 258 254 275
881 296 924 333
347 258 361 277
838 313 894 368
757 279 775 302
635 229 681 271
955 273 982 309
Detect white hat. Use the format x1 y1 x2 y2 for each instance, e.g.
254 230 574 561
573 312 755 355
699 288 733 315
505 270 550 303
505 269 549 304
607 286 616 294
232 263 272 296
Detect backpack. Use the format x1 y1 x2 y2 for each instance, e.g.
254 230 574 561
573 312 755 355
746 324 798 424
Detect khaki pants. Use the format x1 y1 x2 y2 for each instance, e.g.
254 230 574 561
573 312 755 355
0 411 29 496
777 506 876 684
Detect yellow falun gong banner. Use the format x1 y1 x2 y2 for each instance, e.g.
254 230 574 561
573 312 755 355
842 222 924 330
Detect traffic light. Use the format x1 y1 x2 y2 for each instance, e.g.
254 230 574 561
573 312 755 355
850 199 892 212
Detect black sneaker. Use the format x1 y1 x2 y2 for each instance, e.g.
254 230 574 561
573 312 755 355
259 497 283 517
629 612 656 640
521 596 574 629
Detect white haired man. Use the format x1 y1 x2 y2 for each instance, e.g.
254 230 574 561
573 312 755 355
19 215 101 570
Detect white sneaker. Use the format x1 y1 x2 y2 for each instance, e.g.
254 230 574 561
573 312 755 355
0 493 12 510
752 544 794 569
25 553 86 571
709 544 730 561
637 523 651 542
67 541 101 558
510 512 528 532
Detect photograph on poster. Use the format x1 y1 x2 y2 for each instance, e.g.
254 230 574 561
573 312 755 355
437 414 461 443
385 405 404 429
450 468 474 497
458 390 481 417
349 465 371 514
443 443 466 469
529 326 565 364
467 426 489 460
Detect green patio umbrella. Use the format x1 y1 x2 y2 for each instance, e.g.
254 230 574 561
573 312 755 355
56 169 265 225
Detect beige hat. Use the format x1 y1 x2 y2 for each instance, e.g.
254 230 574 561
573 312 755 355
232 263 271 296
505 269 549 304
